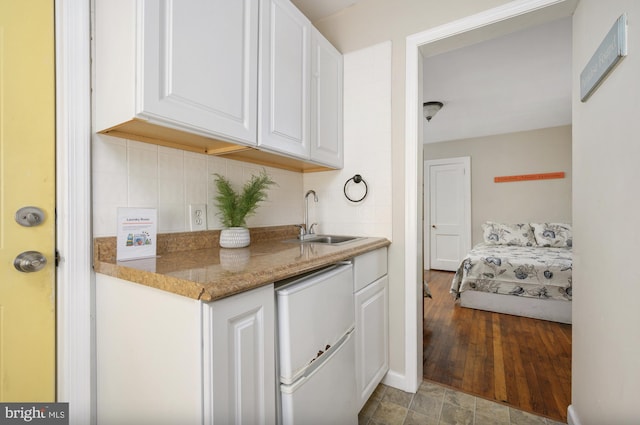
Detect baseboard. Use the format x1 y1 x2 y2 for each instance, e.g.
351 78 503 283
567 405 581 425
382 369 413 392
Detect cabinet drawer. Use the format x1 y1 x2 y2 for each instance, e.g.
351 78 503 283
353 247 388 292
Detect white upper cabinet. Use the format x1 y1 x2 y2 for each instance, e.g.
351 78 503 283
142 0 259 144
258 0 344 167
95 0 259 146
94 0 343 171
310 28 344 168
258 0 311 159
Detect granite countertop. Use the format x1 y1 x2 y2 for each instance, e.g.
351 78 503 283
94 225 390 302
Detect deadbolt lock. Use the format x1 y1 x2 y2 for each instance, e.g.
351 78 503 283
15 206 45 227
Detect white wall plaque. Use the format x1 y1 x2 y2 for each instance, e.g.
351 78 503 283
580 14 627 102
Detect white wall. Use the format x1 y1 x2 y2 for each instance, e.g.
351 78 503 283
92 134 303 236
303 42 392 240
571 1 640 423
315 0 511 380
424 126 572 245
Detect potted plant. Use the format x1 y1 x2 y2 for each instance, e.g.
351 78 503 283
213 170 276 248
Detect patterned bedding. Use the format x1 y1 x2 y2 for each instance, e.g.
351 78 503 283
450 243 572 301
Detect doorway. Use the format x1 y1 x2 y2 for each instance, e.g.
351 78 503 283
403 0 577 397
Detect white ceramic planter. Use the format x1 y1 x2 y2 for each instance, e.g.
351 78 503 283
219 227 250 248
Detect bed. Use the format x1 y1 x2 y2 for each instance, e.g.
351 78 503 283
450 222 572 324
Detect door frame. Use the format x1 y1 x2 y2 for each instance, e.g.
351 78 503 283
403 0 577 393
423 157 471 270
55 0 94 423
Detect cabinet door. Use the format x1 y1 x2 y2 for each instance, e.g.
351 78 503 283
204 284 276 425
311 28 344 168
141 0 258 145
355 276 389 410
258 0 311 159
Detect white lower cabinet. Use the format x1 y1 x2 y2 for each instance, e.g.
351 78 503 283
353 248 389 410
96 274 275 425
203 284 276 425
95 246 388 423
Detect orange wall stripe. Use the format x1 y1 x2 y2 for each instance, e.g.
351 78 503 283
494 172 565 183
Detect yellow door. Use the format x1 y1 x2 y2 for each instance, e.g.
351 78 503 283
0 0 56 401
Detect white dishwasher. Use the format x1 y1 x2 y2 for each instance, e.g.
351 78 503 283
275 262 357 425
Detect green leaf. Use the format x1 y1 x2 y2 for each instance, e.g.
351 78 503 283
212 170 276 228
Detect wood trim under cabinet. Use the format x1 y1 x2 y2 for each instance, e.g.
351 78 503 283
99 118 334 173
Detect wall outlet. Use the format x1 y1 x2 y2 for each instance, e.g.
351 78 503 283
189 204 207 231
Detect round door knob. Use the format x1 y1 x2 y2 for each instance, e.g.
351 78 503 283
432 225 437 228
14 251 47 273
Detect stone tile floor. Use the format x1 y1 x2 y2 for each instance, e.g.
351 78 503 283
358 381 566 425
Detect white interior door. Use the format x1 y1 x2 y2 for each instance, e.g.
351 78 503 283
424 157 471 271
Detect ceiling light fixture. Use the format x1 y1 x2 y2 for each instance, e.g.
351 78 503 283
423 101 443 122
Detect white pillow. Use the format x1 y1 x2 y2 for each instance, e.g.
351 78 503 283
531 223 572 247
482 222 536 246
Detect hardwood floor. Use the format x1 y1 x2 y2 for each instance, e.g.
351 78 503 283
423 270 572 422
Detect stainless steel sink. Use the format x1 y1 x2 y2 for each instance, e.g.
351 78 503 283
305 235 360 244
284 235 362 245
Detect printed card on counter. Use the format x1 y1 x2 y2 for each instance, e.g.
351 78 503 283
116 207 157 261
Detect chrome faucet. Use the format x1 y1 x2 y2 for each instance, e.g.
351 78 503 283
299 190 318 240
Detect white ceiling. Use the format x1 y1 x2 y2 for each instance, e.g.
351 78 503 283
423 17 572 143
289 1 572 145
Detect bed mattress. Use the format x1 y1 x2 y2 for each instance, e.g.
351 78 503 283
450 243 572 301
